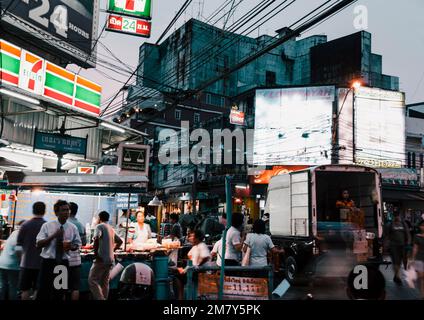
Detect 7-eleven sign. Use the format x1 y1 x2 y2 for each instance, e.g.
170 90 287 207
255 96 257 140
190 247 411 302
18 50 45 95
77 166 96 174
108 0 151 19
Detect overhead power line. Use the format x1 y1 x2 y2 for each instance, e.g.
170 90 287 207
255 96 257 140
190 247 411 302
100 0 194 117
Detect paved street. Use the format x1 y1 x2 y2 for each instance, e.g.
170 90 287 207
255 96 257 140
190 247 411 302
279 262 422 300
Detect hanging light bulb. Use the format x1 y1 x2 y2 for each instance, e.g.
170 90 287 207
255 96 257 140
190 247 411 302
148 196 162 206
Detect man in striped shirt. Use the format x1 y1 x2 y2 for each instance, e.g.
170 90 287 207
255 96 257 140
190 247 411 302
88 211 122 300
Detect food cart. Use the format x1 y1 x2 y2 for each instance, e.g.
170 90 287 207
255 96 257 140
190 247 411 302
3 171 177 299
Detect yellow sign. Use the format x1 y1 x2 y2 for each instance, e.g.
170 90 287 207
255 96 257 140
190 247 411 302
356 158 402 169
197 273 268 300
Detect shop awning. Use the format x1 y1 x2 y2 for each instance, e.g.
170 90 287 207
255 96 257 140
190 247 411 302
0 157 26 168
167 185 192 194
3 171 148 192
382 187 424 201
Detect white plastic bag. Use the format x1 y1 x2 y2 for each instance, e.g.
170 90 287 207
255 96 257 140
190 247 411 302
403 264 417 289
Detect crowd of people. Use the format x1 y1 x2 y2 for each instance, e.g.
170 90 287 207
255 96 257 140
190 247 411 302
384 211 424 298
0 200 123 300
1 197 424 301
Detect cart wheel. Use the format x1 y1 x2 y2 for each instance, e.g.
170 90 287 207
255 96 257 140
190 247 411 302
285 256 297 284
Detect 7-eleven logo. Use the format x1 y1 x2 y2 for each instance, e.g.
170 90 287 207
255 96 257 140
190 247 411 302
18 51 45 95
114 0 147 12
77 166 96 174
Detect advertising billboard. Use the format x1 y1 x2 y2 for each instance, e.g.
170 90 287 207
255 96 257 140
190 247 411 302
253 86 335 166
250 166 310 184
354 87 405 168
0 0 99 67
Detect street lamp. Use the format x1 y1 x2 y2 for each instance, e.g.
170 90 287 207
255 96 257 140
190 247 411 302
148 195 162 206
352 81 362 89
332 80 362 164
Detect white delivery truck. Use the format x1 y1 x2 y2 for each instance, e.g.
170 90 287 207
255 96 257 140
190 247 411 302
265 165 384 283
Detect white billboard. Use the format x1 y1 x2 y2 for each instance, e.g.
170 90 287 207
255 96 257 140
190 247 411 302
354 87 406 168
253 86 335 166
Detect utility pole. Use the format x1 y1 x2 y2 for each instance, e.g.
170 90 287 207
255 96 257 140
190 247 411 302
192 166 198 214
56 118 66 173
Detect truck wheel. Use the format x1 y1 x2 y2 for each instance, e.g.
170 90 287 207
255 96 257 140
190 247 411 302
285 256 297 284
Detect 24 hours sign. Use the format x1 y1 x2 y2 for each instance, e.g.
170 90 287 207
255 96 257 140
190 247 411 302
1 0 95 55
106 14 151 38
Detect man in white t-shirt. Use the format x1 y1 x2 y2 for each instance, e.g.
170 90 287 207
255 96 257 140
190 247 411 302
224 213 244 265
210 239 222 267
187 229 210 266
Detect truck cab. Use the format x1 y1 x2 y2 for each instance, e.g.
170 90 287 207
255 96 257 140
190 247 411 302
265 165 384 283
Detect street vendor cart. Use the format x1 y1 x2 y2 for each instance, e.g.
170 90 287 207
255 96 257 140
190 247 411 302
3 171 178 299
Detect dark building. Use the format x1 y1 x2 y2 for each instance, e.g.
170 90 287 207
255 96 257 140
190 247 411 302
310 31 399 90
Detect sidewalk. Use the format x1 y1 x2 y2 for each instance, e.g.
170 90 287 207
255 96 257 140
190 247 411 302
278 259 422 300
379 263 421 300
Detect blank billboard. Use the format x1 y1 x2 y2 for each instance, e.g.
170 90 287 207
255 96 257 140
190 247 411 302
253 86 335 166
354 87 405 168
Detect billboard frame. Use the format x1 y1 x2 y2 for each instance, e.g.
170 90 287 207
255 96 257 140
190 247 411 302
0 0 100 68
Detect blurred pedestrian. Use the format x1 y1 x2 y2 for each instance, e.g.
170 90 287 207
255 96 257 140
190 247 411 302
224 213 244 266
411 220 424 299
88 211 122 300
187 229 210 267
242 219 283 267
210 238 222 267
145 210 157 233
15 202 46 300
168 213 182 241
117 210 132 240
67 202 85 301
36 200 81 300
0 221 25 300
384 211 411 285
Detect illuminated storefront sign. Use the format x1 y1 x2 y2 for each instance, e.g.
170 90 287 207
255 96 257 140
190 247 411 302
108 0 152 19
0 39 102 116
106 14 151 37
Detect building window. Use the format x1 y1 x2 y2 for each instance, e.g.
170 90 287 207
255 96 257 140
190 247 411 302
194 113 200 124
220 97 225 107
175 109 181 120
163 167 168 181
163 113 166 120
266 71 276 86
206 93 212 105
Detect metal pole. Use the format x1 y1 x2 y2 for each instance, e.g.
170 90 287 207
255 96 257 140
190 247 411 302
219 175 232 300
192 166 197 215
352 90 356 164
124 191 132 251
56 153 63 173
185 260 193 300
11 188 18 232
